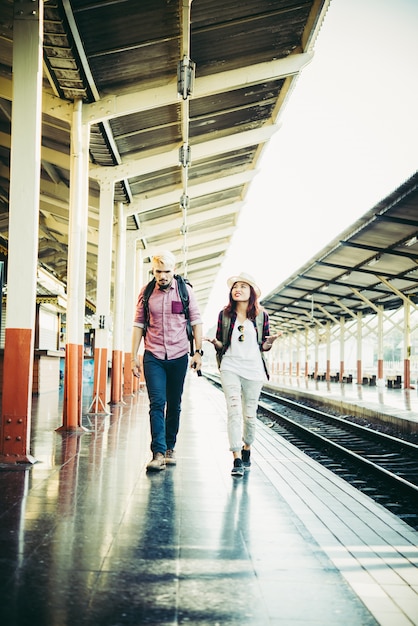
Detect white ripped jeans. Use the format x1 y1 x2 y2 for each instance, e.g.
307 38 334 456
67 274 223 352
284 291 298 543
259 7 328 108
220 370 263 452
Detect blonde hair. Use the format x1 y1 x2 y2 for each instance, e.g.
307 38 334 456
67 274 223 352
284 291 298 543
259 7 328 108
151 250 176 270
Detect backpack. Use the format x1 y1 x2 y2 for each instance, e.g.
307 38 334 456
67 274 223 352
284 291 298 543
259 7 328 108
142 274 194 354
216 310 269 379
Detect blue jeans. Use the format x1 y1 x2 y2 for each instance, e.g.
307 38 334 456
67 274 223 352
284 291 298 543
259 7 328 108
143 350 189 455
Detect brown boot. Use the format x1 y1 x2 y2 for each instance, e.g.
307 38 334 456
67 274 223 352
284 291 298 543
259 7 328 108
146 452 166 472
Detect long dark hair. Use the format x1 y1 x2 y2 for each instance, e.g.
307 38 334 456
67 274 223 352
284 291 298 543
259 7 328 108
224 284 261 320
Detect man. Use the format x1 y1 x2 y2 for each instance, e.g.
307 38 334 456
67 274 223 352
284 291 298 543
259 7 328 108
131 251 203 471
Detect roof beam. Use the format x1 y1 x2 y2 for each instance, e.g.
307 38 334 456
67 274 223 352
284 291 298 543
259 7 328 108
126 169 256 217
341 240 418 261
74 53 313 126
90 125 277 183
0 124 276 186
137 202 242 239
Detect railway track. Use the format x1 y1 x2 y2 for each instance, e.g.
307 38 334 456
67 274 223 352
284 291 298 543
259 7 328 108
205 373 418 530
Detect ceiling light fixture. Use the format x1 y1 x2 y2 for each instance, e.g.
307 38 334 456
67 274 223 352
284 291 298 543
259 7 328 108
177 57 195 99
367 255 380 266
405 235 417 247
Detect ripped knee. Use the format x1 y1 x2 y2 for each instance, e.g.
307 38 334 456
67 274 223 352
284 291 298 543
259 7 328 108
230 396 240 409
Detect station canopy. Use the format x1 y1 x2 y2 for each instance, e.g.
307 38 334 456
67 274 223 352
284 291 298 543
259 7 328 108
0 0 330 311
261 172 418 333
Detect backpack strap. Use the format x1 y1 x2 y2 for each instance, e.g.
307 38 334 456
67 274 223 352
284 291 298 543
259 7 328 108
221 310 230 345
215 311 230 368
142 277 156 337
174 274 194 354
255 311 265 346
255 310 270 380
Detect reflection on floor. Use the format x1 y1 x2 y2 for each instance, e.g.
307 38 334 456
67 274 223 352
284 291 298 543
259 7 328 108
0 377 378 625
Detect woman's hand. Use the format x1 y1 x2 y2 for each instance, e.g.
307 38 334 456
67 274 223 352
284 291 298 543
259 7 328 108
263 332 281 350
204 336 221 349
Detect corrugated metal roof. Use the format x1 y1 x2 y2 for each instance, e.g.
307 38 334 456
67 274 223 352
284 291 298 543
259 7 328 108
261 171 418 333
0 0 329 310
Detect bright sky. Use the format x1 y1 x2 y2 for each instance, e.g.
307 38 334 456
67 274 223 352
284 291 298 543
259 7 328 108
202 0 418 331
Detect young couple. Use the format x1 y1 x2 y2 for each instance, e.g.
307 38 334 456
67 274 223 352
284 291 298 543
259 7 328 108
131 251 278 476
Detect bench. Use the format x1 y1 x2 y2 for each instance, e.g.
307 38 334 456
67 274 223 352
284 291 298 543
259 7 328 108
386 375 402 389
362 374 376 386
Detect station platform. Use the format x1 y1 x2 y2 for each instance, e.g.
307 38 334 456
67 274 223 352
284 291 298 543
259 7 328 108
266 374 418 436
0 374 417 625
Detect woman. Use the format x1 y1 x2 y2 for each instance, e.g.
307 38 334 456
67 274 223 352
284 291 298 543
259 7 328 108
205 273 279 477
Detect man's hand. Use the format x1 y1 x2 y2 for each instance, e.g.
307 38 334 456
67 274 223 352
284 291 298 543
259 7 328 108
190 353 202 375
131 357 141 378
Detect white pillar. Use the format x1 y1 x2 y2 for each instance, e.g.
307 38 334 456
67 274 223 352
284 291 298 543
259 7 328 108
113 202 126 354
95 181 115 349
377 306 384 384
110 202 126 404
88 180 114 413
404 299 411 388
339 316 345 380
0 0 44 463
356 312 362 384
61 99 90 430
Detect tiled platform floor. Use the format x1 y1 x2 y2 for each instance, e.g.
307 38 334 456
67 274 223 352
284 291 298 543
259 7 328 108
0 374 417 625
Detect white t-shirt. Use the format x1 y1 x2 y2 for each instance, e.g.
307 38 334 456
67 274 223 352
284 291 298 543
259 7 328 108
220 318 267 382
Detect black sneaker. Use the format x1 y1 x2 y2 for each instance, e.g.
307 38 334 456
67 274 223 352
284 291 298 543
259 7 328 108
231 458 244 477
241 448 251 469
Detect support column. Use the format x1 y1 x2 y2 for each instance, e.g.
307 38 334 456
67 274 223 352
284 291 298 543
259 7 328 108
326 321 331 381
133 250 145 392
295 331 300 378
60 100 90 431
89 181 114 414
356 312 362 384
123 235 138 396
377 306 384 383
304 329 309 377
404 299 411 389
339 316 345 381
110 203 126 405
0 1 43 464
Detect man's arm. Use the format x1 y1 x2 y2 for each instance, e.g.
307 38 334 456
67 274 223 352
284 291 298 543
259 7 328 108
190 322 203 372
131 326 144 377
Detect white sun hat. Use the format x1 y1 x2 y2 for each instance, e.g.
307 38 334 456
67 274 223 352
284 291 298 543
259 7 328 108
227 272 261 298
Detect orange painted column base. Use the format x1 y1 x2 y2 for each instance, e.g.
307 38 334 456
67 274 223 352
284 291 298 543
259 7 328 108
0 328 36 464
58 343 87 432
110 349 123 404
123 351 134 396
357 359 362 385
404 359 410 389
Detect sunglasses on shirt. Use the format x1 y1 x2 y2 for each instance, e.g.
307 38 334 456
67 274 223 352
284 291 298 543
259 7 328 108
238 325 244 342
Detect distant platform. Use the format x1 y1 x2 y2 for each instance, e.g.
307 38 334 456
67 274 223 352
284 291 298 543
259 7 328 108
265 374 418 434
